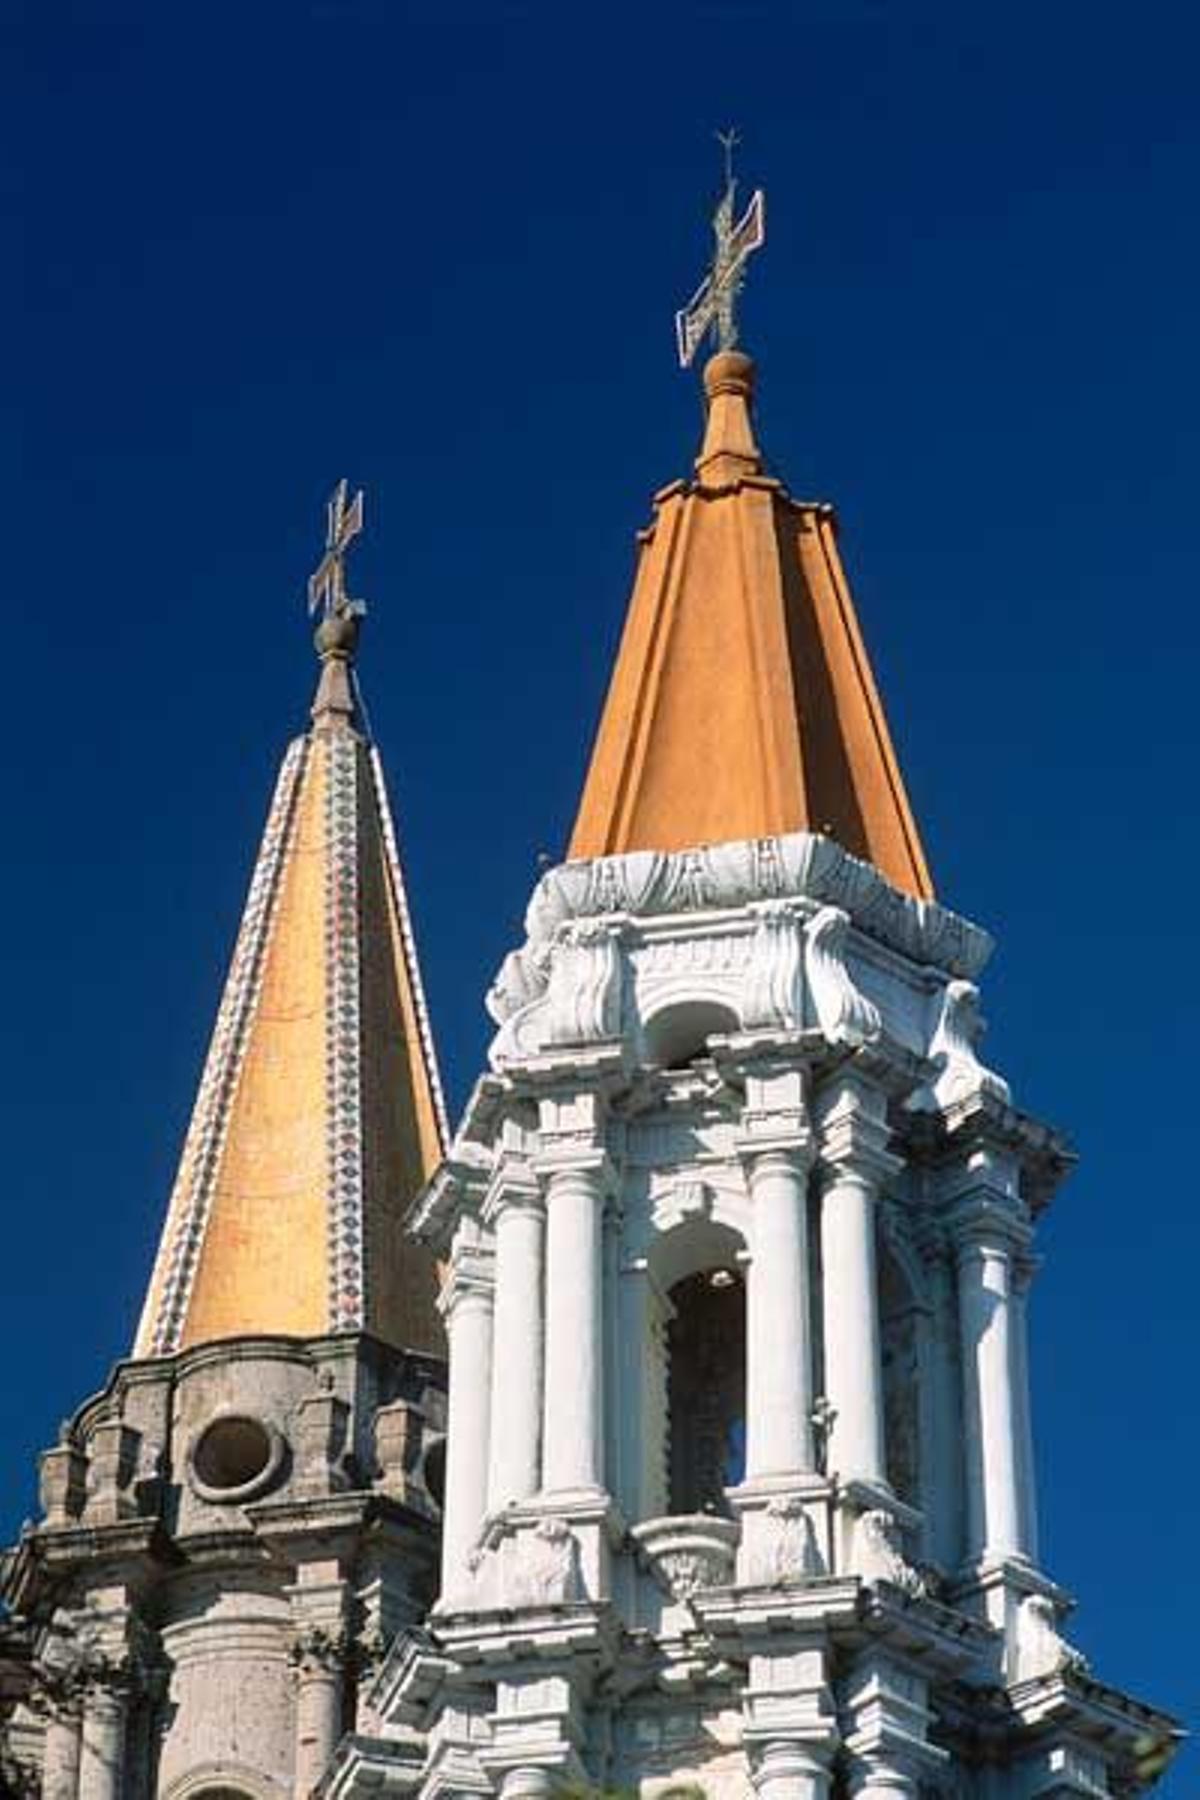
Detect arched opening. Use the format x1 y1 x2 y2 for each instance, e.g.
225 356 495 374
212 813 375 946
879 1240 922 1507
666 1266 747 1515
643 999 739 1070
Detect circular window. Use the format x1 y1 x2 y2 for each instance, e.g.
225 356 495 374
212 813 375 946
188 1414 283 1504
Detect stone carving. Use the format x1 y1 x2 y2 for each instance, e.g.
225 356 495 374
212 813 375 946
367 744 451 1147
762 1497 824 1582
632 1515 739 1600
487 835 991 1041
855 1510 926 1597
810 1398 836 1477
83 1421 141 1524
911 979 1010 1113
289 1624 349 1680
294 1389 350 1496
740 903 803 1029
804 906 881 1047
1013 1594 1089 1684
39 1439 87 1526
544 920 624 1045
508 1517 581 1607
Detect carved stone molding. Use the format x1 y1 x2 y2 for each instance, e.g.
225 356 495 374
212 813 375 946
631 1514 740 1599
805 906 882 1047
853 1509 926 1598
289 1624 350 1680
909 978 1010 1115
740 902 804 1030
1012 1593 1089 1685
488 836 991 1039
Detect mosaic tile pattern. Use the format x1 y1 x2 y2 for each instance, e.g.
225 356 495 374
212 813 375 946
138 738 309 1355
368 744 450 1152
324 730 366 1331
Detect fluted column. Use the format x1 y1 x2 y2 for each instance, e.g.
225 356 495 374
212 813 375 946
816 1075 899 1489
541 1154 609 1494
486 1179 545 1511
291 1630 346 1799
743 1140 816 1479
439 1247 495 1599
78 1678 128 1800
953 1204 1028 1565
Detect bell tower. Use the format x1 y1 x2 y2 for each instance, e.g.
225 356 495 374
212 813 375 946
379 177 1181 1800
3 488 451 1800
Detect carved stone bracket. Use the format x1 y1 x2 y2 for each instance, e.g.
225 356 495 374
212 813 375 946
804 906 881 1048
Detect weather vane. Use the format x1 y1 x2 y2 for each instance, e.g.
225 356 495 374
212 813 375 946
675 129 766 369
307 478 366 623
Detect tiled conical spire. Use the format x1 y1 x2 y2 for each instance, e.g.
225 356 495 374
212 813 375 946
134 572 448 1357
570 350 933 898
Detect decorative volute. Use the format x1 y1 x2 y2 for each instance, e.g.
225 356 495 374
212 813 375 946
134 588 448 1358
569 350 933 899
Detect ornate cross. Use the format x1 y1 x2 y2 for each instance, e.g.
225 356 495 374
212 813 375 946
675 130 766 369
307 479 365 621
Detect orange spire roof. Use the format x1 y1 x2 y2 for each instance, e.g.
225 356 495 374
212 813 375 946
569 350 933 899
134 603 447 1358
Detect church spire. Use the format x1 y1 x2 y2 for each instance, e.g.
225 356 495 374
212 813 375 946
569 166 932 898
134 485 448 1357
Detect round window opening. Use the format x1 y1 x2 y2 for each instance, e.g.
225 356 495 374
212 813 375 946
189 1414 282 1503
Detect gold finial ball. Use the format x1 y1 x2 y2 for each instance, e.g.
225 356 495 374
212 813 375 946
703 348 756 401
314 610 360 661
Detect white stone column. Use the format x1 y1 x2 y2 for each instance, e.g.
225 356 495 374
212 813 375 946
953 1208 1026 1565
439 1249 495 1599
1012 1251 1040 1564
751 1741 831 1800
486 1185 545 1511
744 1144 816 1478
40 1697 81 1800
541 1156 608 1494
816 1077 898 1489
78 1680 128 1800
292 1633 345 1799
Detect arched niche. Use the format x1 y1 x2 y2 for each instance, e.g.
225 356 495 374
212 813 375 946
641 997 740 1069
640 1217 747 1521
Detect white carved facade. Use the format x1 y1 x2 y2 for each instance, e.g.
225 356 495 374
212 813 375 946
336 833 1177 1800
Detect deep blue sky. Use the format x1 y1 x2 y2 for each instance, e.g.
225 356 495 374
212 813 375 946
8 2 1197 1783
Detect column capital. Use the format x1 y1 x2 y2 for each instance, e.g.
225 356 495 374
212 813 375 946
482 1153 543 1228
734 1056 813 1159
288 1623 349 1681
438 1248 495 1319
814 1075 901 1192
737 1134 815 1172
947 1193 1032 1258
532 1145 615 1190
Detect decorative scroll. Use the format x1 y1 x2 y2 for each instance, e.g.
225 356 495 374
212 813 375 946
804 906 881 1046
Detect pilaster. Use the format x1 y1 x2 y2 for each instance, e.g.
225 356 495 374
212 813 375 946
437 1239 496 1604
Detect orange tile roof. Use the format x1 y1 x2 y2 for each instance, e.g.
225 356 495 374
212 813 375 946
570 350 932 900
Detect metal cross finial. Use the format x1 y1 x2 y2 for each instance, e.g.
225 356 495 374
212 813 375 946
717 125 739 189
307 478 366 622
674 133 766 369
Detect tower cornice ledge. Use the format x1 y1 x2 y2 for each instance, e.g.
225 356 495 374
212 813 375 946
488 832 990 1040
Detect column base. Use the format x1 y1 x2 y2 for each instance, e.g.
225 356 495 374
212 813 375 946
750 1740 832 1800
